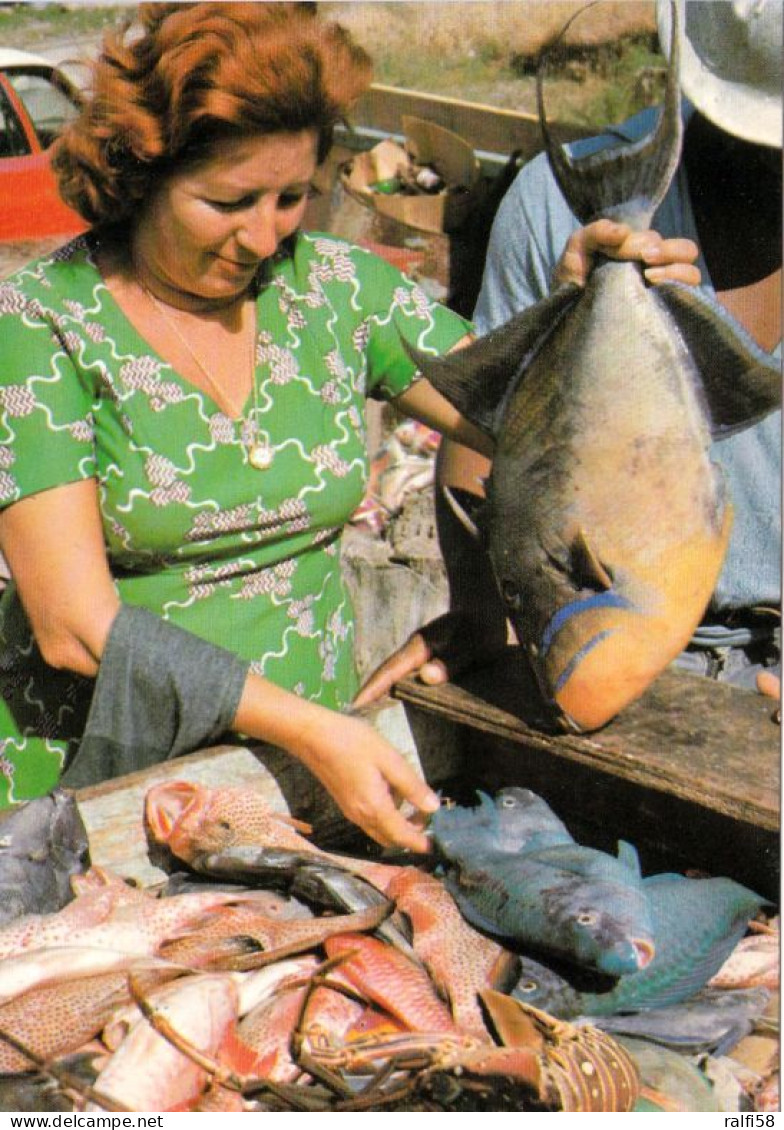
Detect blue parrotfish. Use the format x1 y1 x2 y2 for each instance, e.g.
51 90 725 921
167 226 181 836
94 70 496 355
404 0 782 731
511 872 768 1023
438 839 654 978
431 788 655 976
621 1037 724 1112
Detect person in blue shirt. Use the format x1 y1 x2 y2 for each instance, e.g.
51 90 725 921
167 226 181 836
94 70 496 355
358 0 781 711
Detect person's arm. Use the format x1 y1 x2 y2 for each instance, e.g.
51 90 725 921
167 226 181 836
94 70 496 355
389 334 493 458
0 480 120 676
0 479 438 851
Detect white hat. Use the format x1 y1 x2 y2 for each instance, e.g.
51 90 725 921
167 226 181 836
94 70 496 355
657 0 782 148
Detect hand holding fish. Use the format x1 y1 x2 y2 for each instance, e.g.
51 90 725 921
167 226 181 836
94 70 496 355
552 218 701 290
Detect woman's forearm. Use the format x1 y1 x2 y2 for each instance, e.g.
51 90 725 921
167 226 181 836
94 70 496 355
232 671 328 755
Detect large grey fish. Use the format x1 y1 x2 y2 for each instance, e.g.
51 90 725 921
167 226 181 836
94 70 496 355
0 788 90 925
407 0 781 731
592 987 770 1056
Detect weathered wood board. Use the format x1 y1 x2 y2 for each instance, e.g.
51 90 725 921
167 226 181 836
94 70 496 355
353 83 592 160
396 653 781 900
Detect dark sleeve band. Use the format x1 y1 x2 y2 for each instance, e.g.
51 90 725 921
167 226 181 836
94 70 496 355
61 605 250 788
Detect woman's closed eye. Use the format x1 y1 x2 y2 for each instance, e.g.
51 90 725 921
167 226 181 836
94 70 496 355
280 185 320 209
207 186 318 213
207 194 258 213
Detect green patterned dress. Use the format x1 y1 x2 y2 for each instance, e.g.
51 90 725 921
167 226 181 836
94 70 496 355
0 231 470 806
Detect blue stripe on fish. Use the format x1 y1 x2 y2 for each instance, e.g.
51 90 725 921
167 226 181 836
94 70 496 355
540 591 632 657
554 629 614 695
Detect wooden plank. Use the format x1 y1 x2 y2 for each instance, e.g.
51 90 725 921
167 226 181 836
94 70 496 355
396 656 779 828
354 83 592 159
395 654 780 898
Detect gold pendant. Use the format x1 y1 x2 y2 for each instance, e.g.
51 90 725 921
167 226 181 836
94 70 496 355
248 442 274 470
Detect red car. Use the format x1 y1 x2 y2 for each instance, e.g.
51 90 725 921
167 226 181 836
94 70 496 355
0 48 86 242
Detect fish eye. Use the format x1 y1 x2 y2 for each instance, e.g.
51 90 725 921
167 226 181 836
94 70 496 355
577 911 598 926
518 979 539 994
500 795 517 808
500 579 522 610
217 819 232 831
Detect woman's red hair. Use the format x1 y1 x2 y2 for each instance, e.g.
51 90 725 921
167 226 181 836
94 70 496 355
53 2 372 229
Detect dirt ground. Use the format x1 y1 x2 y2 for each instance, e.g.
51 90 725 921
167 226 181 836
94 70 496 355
327 1 657 58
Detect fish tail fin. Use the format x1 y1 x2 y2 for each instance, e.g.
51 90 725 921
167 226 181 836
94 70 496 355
537 0 682 228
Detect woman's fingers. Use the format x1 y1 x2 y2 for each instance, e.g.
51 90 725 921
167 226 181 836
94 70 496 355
352 632 431 708
369 756 440 851
354 611 507 710
417 658 450 685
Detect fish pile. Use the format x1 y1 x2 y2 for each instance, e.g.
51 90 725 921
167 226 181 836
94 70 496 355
407 0 782 732
430 788 774 1062
0 778 773 1113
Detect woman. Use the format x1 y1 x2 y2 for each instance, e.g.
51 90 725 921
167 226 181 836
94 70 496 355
0 2 490 850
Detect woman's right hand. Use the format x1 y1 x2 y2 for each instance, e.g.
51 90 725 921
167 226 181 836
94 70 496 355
290 707 440 852
554 218 701 290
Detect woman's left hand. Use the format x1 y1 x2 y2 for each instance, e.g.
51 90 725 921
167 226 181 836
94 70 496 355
353 625 448 710
353 610 506 709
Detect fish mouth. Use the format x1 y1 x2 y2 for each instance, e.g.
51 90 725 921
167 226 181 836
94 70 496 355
145 780 200 843
632 938 656 969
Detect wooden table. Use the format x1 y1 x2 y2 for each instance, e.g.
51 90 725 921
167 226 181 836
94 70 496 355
395 652 780 901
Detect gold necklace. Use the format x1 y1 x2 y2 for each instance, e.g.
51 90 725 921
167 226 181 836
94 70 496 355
140 283 274 471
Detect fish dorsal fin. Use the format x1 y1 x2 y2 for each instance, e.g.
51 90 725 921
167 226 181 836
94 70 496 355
643 872 682 886
402 284 581 438
616 841 642 877
443 485 483 541
653 282 782 436
537 0 682 227
571 528 613 591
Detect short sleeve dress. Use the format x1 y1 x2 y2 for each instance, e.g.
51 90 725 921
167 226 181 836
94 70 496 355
0 231 471 805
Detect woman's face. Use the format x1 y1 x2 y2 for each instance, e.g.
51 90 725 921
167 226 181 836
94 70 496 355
133 130 319 305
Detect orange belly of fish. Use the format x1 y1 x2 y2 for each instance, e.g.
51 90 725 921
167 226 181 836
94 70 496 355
553 514 732 731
